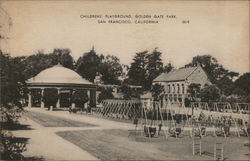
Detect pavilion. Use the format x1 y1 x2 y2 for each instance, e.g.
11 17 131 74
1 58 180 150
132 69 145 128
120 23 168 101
26 64 97 109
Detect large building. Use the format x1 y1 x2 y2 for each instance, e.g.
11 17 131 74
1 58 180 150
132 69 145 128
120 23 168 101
153 65 211 105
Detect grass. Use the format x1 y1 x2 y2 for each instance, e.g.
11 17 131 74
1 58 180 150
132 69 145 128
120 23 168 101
25 111 96 127
57 129 250 160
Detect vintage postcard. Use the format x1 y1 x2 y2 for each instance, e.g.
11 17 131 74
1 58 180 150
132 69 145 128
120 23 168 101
0 0 249 160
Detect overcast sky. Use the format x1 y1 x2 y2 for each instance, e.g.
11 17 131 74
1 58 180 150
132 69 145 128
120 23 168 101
1 1 249 74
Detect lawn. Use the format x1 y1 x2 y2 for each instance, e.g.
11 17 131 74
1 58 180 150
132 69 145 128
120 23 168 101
57 129 250 160
25 111 96 127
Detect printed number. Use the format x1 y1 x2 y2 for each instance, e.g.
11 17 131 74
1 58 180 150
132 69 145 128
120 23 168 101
182 20 189 24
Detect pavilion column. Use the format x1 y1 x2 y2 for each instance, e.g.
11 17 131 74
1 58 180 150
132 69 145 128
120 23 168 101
28 90 32 108
163 94 166 108
56 88 61 108
40 88 45 108
71 89 75 109
87 90 90 107
90 89 96 107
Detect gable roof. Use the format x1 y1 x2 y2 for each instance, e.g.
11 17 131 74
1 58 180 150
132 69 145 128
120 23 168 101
154 66 198 82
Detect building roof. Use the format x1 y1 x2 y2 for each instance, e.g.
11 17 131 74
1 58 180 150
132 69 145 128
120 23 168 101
154 66 198 82
26 64 93 85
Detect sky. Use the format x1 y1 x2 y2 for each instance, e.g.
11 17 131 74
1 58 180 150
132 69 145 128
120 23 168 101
1 0 249 74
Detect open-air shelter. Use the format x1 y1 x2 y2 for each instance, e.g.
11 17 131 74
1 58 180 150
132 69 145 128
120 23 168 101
26 64 97 108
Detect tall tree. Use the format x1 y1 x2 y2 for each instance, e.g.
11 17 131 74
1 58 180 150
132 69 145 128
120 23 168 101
99 55 123 85
146 48 163 88
0 51 27 107
127 51 148 87
76 48 101 82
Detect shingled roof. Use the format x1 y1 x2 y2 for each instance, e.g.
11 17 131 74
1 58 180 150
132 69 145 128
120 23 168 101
154 66 198 82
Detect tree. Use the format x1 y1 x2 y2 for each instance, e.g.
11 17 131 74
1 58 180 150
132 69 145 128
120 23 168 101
127 51 148 87
99 55 123 85
43 88 58 108
127 48 165 90
234 73 250 95
187 83 201 101
185 55 235 84
76 48 101 82
216 71 239 96
151 83 164 101
71 90 89 110
0 51 26 108
53 48 74 69
146 48 163 89
200 84 221 102
163 62 174 73
97 87 114 103
120 84 140 100
24 49 74 79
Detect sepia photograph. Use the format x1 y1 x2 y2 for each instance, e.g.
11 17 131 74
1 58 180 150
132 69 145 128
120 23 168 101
0 0 249 160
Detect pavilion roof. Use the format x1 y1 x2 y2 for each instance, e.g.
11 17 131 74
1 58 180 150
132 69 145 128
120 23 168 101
26 64 93 86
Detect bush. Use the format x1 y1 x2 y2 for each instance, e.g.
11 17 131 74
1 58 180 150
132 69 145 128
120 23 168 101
71 90 89 108
97 87 114 103
43 88 58 108
200 84 221 102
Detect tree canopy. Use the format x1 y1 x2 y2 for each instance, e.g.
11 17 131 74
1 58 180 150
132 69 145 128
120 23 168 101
76 48 101 82
0 51 26 107
234 73 250 95
99 55 123 85
126 48 166 90
185 55 239 96
24 48 74 79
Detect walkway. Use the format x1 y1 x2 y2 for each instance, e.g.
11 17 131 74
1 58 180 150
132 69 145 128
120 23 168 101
12 108 134 160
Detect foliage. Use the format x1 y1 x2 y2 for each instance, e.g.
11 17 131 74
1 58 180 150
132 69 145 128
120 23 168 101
71 90 89 108
120 84 140 100
99 55 123 85
163 62 174 73
97 87 114 103
234 73 250 95
0 104 24 124
216 76 235 96
0 51 27 108
24 49 74 79
43 88 58 108
187 83 201 101
185 55 239 85
127 48 165 90
76 48 101 82
127 51 148 87
151 83 164 101
0 51 27 160
0 131 27 160
146 49 164 89
53 48 74 69
200 84 221 102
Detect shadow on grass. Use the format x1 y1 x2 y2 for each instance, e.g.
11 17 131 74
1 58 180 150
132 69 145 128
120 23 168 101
1 122 33 131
